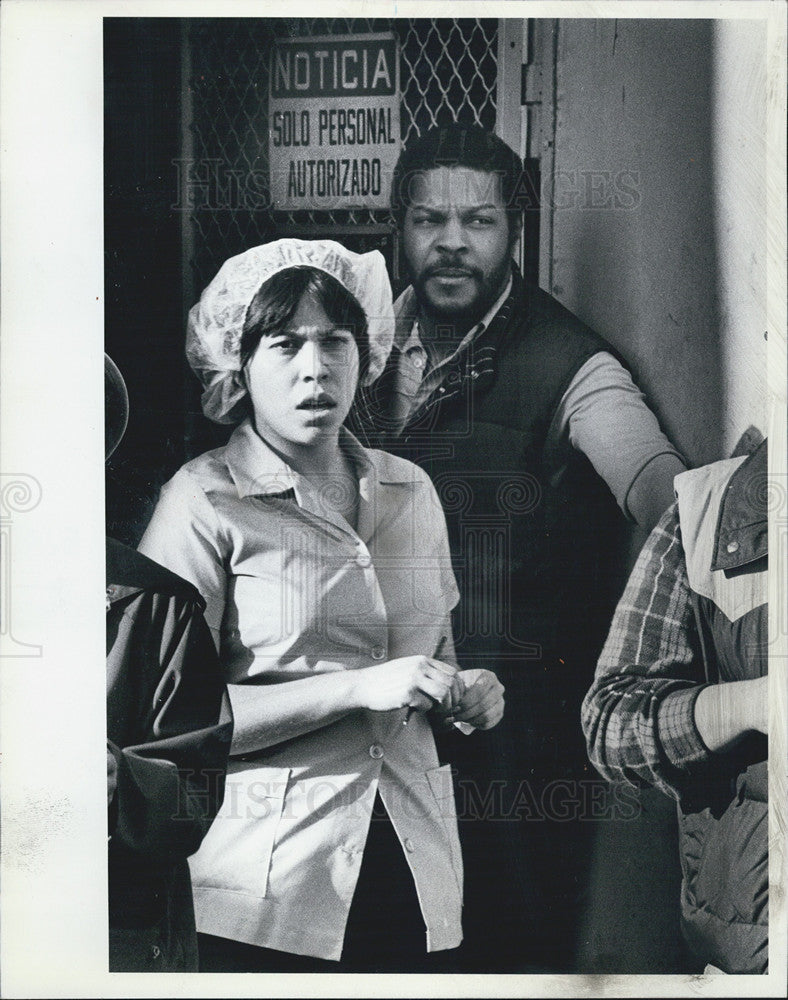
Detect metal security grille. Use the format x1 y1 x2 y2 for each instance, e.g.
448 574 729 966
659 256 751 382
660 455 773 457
185 18 499 299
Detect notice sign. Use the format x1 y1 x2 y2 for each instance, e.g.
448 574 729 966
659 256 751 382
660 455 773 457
269 33 400 210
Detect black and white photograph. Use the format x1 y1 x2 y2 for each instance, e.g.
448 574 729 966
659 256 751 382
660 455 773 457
1 1 786 996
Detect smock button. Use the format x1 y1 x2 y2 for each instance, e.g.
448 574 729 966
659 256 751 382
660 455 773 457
372 646 386 660
369 744 384 759
404 838 416 853
438 386 446 394
356 551 372 568
726 540 740 554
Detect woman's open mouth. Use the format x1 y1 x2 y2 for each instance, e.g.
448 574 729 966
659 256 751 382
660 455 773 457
296 394 337 413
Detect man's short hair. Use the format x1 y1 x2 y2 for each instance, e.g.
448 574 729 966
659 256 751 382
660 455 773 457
390 123 524 236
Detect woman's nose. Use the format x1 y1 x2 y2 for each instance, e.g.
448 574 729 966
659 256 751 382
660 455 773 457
298 340 328 381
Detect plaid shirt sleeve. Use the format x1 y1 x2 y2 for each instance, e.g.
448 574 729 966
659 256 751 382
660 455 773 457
581 501 713 801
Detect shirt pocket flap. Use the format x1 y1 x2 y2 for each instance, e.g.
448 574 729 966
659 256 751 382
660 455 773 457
188 765 291 899
426 762 456 815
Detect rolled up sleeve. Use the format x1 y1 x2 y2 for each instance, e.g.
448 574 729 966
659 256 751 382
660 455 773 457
581 503 712 800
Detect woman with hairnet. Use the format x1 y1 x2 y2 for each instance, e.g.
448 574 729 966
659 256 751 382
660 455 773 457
138 240 505 972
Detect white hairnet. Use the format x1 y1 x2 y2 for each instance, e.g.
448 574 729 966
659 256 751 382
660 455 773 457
186 239 395 424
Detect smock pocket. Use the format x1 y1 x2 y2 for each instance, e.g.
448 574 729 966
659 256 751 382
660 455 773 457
426 763 464 895
188 764 291 899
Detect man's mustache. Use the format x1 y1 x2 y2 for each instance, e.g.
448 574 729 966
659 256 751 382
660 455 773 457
422 258 481 279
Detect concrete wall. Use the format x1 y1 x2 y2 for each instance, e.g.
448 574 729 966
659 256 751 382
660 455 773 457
545 19 770 972
709 20 769 454
547 18 767 467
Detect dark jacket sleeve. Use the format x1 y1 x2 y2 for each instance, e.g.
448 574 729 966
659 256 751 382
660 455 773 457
107 587 232 861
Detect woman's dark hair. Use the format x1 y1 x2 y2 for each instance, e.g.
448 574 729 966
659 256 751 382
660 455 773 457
240 266 369 380
391 123 524 238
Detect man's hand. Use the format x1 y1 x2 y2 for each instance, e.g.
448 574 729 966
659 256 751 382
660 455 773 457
432 668 505 731
694 674 768 753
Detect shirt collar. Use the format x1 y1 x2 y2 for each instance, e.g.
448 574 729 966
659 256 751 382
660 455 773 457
224 417 410 503
225 418 300 499
393 273 513 354
476 273 514 333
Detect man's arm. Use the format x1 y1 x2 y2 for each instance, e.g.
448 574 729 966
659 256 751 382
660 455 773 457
693 675 768 753
581 503 710 799
550 352 687 531
582 503 768 800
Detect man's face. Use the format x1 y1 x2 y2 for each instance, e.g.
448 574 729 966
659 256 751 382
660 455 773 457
402 166 514 328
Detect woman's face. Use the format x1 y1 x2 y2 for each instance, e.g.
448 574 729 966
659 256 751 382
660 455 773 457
244 292 360 455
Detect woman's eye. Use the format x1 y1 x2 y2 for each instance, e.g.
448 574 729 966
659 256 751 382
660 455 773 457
469 217 494 227
322 332 352 348
272 338 298 353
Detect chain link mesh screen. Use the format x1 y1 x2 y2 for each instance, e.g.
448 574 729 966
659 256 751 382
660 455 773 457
186 18 499 296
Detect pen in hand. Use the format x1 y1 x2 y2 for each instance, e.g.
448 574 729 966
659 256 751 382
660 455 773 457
403 635 446 726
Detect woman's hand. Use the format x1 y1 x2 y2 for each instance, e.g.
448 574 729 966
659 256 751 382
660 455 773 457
228 656 459 755
431 669 505 731
352 656 460 714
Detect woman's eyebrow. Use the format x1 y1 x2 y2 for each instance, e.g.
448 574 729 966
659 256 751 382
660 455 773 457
276 325 348 336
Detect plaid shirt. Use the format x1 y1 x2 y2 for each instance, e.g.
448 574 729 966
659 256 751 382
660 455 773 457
581 501 713 800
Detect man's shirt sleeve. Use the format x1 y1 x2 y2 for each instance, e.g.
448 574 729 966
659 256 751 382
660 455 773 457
549 352 687 530
581 502 713 800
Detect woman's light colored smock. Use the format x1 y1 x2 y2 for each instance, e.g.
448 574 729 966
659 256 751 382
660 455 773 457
138 418 463 959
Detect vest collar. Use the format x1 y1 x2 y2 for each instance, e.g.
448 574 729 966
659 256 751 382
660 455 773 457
711 438 768 572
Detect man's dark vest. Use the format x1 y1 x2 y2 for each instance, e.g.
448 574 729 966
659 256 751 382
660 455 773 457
355 267 628 776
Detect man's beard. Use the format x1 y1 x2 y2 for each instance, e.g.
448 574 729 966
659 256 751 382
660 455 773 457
411 253 513 331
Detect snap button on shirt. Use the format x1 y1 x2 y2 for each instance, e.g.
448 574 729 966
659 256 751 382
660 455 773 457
372 646 386 660
369 744 384 759
356 551 372 568
404 838 416 853
726 540 740 554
